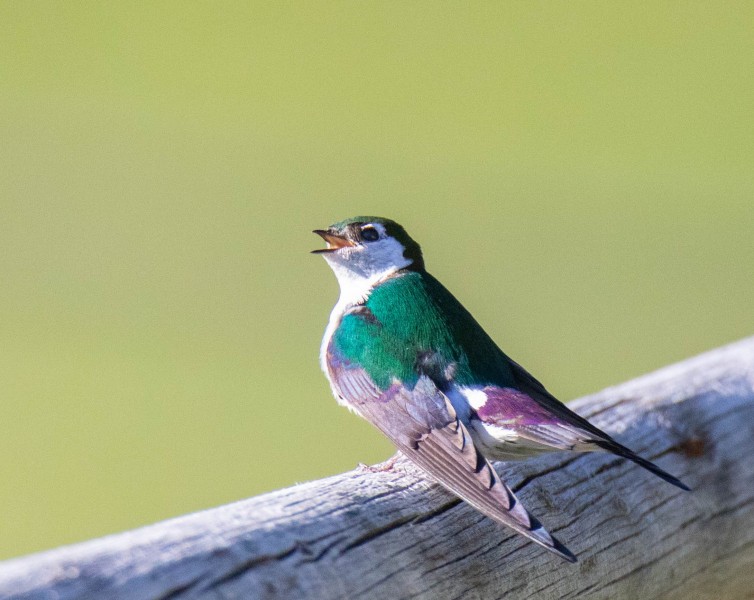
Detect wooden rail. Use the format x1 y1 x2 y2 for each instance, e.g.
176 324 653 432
2 337 754 599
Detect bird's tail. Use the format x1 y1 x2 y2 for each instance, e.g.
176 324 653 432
593 440 690 491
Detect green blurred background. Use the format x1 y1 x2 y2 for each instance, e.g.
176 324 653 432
1 2 752 560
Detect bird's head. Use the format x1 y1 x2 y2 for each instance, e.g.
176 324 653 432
313 216 424 302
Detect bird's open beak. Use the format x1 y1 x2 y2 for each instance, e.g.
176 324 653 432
311 230 355 254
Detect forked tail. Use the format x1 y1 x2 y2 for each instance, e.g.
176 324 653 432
593 440 690 491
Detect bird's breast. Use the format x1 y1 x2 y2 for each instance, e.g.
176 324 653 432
320 301 347 376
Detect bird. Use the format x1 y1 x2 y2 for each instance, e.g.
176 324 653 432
313 216 689 563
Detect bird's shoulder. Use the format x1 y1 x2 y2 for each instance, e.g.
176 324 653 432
331 270 516 389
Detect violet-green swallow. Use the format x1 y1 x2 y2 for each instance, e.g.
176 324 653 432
313 216 688 563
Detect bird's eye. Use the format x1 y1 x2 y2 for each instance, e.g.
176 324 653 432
360 226 379 242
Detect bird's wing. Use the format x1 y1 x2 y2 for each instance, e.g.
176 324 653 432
469 383 593 448
330 361 577 562
476 360 689 490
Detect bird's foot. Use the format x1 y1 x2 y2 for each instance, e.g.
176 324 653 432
358 454 400 473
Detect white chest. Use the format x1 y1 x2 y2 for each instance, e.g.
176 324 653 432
319 300 346 376
319 300 363 410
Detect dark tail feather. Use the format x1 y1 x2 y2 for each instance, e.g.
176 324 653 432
593 440 691 491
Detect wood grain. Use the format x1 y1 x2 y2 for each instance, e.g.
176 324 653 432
2 337 754 599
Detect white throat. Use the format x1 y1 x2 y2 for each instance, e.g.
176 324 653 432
323 236 412 307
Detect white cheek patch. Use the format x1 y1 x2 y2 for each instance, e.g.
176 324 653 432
323 236 411 306
361 236 411 274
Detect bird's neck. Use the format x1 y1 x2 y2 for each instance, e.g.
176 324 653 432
328 263 406 308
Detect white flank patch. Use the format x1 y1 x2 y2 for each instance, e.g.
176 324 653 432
445 385 488 423
460 387 488 411
451 385 554 459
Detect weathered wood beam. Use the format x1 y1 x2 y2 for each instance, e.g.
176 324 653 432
2 337 754 599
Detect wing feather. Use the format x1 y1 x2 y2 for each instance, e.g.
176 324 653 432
331 364 576 562
485 362 690 490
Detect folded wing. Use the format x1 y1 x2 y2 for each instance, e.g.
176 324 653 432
331 361 577 562
477 359 689 491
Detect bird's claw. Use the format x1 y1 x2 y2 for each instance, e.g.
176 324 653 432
358 454 400 473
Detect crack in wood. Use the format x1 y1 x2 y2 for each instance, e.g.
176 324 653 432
295 535 347 565
152 574 205 600
205 530 346 590
510 455 585 493
340 513 419 553
589 544 681 595
206 545 298 588
353 563 416 599
421 546 481 576
410 498 462 525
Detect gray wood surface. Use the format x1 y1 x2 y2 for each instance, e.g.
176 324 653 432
2 337 754 599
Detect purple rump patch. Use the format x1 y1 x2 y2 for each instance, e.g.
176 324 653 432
475 386 563 428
